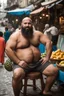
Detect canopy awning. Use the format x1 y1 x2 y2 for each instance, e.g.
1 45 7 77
48 3 55 9
25 4 35 11
56 0 63 4
30 7 44 15
48 0 63 9
7 8 31 16
41 0 57 6
41 0 63 9
7 4 35 16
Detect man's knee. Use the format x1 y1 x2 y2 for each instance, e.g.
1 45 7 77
53 66 59 76
13 69 25 81
43 64 59 76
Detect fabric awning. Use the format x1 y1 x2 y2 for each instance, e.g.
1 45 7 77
56 0 63 4
47 0 63 9
30 7 44 15
48 3 55 9
25 4 35 11
41 0 57 6
7 8 31 16
7 4 35 16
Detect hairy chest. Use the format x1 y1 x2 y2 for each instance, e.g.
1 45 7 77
16 35 40 49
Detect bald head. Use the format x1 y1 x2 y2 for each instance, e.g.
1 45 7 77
22 17 32 23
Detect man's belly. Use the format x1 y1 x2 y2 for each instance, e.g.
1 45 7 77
15 48 41 63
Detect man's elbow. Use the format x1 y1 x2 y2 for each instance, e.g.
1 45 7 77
48 40 53 46
5 46 9 54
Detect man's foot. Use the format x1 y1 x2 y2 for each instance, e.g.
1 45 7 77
39 91 53 96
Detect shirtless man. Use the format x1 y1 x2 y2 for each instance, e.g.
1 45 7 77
5 17 58 96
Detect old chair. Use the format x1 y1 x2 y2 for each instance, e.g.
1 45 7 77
21 72 44 96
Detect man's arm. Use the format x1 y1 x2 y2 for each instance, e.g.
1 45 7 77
39 32 52 62
5 33 20 64
45 39 52 59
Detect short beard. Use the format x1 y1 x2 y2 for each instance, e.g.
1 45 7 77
21 27 33 39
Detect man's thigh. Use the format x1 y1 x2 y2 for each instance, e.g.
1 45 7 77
12 64 25 78
43 64 58 76
35 61 51 72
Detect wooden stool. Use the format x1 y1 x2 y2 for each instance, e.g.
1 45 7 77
21 72 45 96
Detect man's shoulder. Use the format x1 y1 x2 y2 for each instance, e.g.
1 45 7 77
10 31 20 39
12 30 20 35
34 30 44 38
34 30 43 34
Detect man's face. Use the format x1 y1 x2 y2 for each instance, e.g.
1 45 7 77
21 18 33 38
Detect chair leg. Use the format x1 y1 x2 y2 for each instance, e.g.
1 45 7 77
33 79 37 90
40 74 45 92
24 78 27 96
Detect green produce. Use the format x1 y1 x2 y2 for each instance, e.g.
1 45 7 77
4 59 13 72
41 52 46 57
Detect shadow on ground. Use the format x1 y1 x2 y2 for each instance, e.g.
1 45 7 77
20 84 64 96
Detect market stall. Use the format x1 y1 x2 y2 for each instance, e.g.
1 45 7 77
6 8 31 28
57 14 64 50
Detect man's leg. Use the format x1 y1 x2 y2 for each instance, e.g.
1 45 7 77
12 68 25 96
42 64 58 95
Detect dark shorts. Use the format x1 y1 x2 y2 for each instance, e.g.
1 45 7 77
12 60 51 73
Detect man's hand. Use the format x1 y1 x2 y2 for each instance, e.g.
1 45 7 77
18 60 28 68
39 57 49 65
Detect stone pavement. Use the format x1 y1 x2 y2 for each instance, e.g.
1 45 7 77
0 66 14 96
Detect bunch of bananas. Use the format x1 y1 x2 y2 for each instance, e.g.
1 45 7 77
41 52 46 58
59 61 64 66
50 49 64 60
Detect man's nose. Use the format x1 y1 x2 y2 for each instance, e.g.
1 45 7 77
26 24 29 26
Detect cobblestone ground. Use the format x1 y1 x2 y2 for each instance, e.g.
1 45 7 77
0 66 14 96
